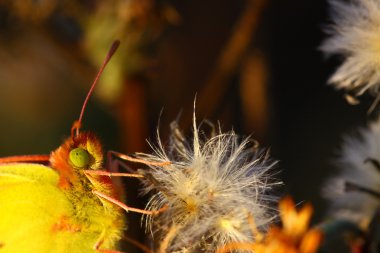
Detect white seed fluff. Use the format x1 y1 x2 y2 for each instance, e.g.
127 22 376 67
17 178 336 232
320 0 380 97
323 117 380 225
137 115 280 252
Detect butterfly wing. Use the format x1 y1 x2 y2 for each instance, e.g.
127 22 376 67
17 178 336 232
0 163 73 253
0 163 124 253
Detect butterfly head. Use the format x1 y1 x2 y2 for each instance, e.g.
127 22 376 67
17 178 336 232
69 129 103 171
50 41 120 189
50 122 104 188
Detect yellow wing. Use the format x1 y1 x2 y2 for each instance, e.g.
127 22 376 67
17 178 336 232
0 163 72 253
0 163 123 253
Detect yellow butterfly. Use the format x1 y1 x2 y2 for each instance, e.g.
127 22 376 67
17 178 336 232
0 41 151 253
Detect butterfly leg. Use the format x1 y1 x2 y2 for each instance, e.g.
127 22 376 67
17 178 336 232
84 169 144 178
94 231 153 253
93 230 125 253
108 151 171 167
93 190 167 215
95 246 124 253
105 151 171 193
104 151 171 189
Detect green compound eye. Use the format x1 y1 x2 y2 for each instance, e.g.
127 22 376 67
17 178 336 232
69 148 90 168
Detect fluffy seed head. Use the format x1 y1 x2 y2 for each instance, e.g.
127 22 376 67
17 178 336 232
323 117 380 225
320 0 380 97
138 115 281 252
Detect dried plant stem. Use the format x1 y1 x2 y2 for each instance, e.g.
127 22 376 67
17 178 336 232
183 0 267 126
240 52 269 141
159 225 179 253
119 79 149 153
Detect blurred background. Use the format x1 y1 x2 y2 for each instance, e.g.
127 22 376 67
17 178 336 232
0 0 373 245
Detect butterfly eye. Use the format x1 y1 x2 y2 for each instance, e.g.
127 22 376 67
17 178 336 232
69 148 90 168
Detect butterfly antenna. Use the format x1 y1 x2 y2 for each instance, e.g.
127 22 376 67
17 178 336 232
73 40 120 137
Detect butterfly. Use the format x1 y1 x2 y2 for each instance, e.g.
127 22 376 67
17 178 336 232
0 41 157 253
